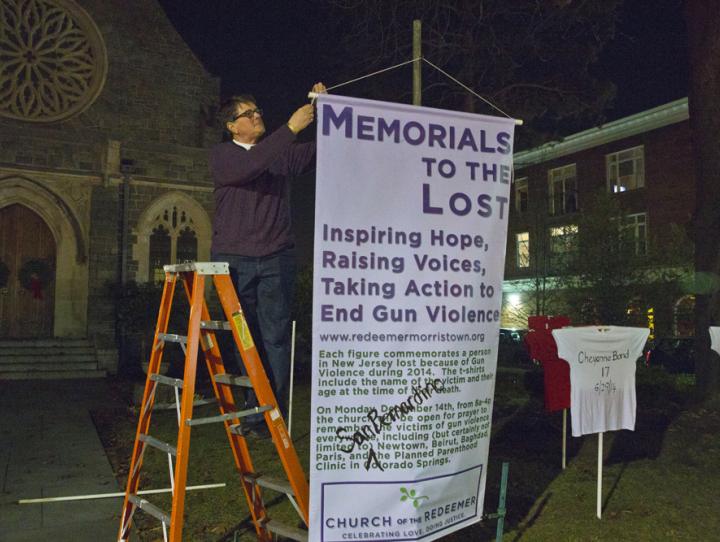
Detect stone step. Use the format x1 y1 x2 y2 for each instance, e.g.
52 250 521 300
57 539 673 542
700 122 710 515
0 369 107 380
0 352 97 364
0 360 100 372
0 339 92 349
0 339 104 379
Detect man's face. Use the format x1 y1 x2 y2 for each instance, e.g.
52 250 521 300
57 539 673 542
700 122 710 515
227 102 265 143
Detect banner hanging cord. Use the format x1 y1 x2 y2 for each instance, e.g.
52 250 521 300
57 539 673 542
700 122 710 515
312 56 522 125
421 57 520 124
323 57 419 94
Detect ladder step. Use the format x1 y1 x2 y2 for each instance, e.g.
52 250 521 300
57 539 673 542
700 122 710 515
164 261 229 274
139 434 177 456
128 494 171 526
187 405 273 426
200 320 231 331
244 473 294 495
157 333 187 344
264 519 308 542
150 374 184 388
214 373 252 388
154 397 218 410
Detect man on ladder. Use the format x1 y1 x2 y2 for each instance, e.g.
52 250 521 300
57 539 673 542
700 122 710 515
210 82 326 436
118 83 327 542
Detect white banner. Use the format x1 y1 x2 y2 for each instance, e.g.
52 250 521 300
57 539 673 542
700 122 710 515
309 94 515 541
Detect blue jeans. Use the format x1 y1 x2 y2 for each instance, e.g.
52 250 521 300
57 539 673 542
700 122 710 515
212 249 296 423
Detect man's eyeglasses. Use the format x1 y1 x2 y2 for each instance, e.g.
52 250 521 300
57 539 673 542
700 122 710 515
232 108 263 121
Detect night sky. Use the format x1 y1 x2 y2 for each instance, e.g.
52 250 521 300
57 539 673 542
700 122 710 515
597 0 688 120
157 1 331 129
155 0 688 263
158 0 689 131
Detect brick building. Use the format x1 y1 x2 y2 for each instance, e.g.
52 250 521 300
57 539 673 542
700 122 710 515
502 98 695 335
0 0 220 375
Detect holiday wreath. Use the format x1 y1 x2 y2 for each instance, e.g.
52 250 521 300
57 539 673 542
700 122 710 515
18 259 53 299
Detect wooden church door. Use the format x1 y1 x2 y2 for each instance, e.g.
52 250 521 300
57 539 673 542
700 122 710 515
0 204 56 338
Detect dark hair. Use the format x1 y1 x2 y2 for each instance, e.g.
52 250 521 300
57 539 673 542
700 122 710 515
218 94 257 126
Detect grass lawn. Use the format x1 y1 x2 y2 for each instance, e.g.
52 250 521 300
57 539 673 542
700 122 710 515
93 366 720 541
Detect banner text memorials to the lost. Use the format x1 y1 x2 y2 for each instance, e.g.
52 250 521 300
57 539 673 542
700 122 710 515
310 94 515 542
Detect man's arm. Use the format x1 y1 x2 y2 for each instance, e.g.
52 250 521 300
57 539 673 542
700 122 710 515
276 82 327 176
282 141 317 177
210 125 296 188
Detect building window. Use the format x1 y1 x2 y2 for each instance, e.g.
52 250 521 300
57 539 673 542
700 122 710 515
622 213 647 256
149 224 171 283
516 232 530 268
548 164 577 215
549 224 578 268
176 227 198 263
147 206 198 282
0 0 108 123
607 146 644 193
133 192 212 284
515 177 528 213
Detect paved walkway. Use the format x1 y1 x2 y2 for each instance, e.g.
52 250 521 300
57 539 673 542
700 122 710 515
0 379 121 541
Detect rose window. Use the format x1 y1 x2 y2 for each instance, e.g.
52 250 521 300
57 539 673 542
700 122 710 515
0 0 107 122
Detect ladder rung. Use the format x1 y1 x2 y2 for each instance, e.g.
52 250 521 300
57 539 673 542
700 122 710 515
264 519 308 542
200 320 231 331
244 473 294 495
128 494 171 526
163 262 229 275
214 373 252 388
192 397 218 407
157 333 187 344
150 374 184 388
187 405 273 426
139 434 177 456
154 397 217 410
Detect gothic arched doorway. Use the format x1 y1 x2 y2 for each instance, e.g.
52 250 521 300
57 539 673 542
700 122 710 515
0 204 56 338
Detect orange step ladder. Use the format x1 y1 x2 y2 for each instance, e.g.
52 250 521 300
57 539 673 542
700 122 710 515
117 262 309 541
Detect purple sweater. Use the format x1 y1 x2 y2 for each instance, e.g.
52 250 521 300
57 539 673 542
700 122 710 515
210 125 316 257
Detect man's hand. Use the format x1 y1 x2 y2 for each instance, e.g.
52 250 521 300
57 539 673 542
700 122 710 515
287 104 315 134
311 82 327 95
287 82 327 134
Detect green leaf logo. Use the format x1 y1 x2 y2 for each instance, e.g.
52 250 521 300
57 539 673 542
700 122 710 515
400 487 429 508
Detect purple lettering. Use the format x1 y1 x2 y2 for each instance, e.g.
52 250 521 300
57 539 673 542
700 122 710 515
322 104 353 137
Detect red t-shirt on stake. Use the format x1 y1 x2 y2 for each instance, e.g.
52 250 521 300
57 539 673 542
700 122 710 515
525 316 571 412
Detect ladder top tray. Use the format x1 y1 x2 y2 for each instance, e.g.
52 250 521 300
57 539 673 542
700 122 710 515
163 262 229 275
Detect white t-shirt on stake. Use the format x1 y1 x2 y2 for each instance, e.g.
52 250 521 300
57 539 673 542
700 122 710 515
552 326 650 437
710 327 720 356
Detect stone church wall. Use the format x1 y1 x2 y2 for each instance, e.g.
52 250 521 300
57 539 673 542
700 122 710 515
0 0 222 371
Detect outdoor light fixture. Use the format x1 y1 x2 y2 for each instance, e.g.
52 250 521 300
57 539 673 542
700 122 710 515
120 158 135 175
